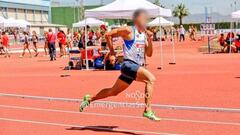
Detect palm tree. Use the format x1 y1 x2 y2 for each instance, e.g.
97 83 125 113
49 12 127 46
172 3 189 25
153 0 165 8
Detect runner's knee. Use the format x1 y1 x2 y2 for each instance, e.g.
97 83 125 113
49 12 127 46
146 75 156 85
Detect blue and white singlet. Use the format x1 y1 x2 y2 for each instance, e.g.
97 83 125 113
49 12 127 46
123 26 147 65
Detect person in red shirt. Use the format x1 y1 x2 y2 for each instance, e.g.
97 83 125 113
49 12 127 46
218 33 227 53
1 31 10 58
57 30 67 57
47 28 57 61
235 34 240 53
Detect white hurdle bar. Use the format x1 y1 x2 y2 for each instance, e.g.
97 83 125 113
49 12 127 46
0 93 240 113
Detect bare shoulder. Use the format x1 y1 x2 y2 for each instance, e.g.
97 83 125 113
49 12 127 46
116 26 133 39
117 26 132 34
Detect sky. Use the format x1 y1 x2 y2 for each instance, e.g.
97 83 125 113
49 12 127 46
53 0 240 15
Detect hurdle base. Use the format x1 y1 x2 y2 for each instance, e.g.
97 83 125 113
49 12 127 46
157 67 162 70
169 62 176 65
60 74 71 77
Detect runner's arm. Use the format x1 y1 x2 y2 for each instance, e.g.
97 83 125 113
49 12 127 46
105 27 132 55
145 30 153 57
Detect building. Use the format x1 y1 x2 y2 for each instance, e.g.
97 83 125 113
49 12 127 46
0 0 68 36
0 0 51 24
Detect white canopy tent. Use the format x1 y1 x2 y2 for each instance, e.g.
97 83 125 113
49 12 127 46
3 18 17 28
84 0 172 70
229 10 240 53
85 0 172 19
148 17 176 65
72 18 105 27
0 16 6 28
17 19 31 28
1 18 31 28
231 10 240 19
148 17 174 27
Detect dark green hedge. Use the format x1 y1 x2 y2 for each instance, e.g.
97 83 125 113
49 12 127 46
179 22 240 30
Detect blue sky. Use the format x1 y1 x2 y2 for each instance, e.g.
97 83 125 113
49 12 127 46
54 0 240 15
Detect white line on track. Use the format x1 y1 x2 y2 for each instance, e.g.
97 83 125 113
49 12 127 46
1 92 240 113
0 117 181 135
0 104 240 126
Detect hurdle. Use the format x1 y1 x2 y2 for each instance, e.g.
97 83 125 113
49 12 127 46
1 92 240 113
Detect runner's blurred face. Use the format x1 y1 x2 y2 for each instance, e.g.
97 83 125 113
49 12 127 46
134 11 149 31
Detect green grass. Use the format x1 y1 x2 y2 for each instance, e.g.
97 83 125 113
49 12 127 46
51 6 100 27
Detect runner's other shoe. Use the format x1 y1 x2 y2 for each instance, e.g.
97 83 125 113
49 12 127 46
79 95 91 112
143 111 161 121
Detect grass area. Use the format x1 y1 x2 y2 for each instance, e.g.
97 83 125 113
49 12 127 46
51 6 99 27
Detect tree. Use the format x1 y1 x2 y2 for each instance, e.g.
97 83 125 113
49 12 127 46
172 3 189 25
153 0 165 8
154 0 160 6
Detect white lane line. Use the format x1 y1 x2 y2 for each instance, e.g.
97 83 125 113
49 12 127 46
0 104 240 126
0 117 181 135
1 92 240 113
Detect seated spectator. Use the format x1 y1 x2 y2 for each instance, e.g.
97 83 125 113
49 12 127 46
235 34 240 53
104 52 117 70
106 55 117 70
226 32 236 53
226 32 235 45
218 33 228 53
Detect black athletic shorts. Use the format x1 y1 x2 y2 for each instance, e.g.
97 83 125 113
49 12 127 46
119 59 140 84
101 42 107 47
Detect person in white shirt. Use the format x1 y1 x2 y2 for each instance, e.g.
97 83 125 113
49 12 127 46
179 25 185 42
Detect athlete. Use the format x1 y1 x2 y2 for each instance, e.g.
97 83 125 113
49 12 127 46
79 9 160 121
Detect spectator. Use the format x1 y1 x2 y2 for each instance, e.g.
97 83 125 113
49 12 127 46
19 31 32 58
1 31 10 58
104 52 117 70
0 30 5 54
32 31 39 57
218 33 228 53
100 24 108 50
66 29 72 51
226 32 236 53
44 31 49 56
163 28 168 41
47 29 57 61
176 26 179 41
57 29 67 57
235 34 240 53
190 25 196 41
179 25 185 42
73 31 80 47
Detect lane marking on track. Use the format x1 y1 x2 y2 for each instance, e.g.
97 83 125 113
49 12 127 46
0 104 240 126
0 117 182 135
1 93 240 113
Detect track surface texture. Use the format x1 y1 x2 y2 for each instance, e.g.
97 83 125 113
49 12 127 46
0 39 240 135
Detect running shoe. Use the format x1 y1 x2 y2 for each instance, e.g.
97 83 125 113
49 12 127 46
143 111 161 121
79 95 91 112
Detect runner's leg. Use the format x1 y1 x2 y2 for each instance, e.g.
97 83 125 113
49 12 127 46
135 67 156 112
91 78 130 102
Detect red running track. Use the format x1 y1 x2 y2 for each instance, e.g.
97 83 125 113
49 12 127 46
0 39 240 135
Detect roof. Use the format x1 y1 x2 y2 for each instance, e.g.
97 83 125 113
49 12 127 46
0 0 50 7
85 0 172 19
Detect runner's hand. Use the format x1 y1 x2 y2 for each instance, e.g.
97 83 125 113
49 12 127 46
145 30 153 40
